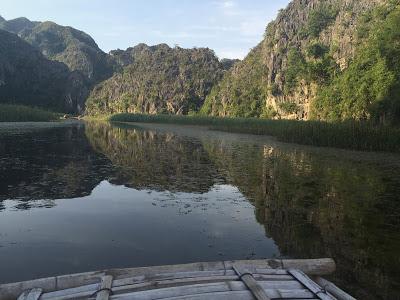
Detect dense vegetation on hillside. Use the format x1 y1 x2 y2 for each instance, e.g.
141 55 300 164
314 2 400 123
200 44 269 118
0 17 114 83
86 44 228 115
0 29 88 113
202 0 400 124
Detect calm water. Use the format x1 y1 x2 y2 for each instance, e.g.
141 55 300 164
0 121 399 299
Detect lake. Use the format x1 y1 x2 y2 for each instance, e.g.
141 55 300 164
0 121 399 299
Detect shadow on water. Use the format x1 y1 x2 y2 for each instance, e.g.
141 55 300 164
0 121 399 299
0 122 114 206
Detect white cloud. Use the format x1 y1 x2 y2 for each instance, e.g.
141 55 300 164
218 48 249 60
222 0 235 8
239 19 267 37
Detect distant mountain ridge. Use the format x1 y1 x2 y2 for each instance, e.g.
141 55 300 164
0 16 114 83
0 16 236 114
0 29 88 112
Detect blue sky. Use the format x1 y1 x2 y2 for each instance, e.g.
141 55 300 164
1 0 290 59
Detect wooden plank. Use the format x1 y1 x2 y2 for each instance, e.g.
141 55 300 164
288 270 336 300
113 290 255 300
254 269 288 275
110 281 315 299
0 259 336 299
315 277 356 300
17 288 43 300
41 278 300 300
17 290 30 300
113 273 293 288
41 283 99 299
113 275 238 292
1 278 56 300
112 279 302 295
282 260 336 276
233 266 271 300
115 290 318 300
96 276 113 300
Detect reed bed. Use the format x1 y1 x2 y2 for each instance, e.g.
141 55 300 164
109 113 400 153
0 104 59 122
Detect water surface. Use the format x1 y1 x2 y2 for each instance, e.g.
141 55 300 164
0 121 399 299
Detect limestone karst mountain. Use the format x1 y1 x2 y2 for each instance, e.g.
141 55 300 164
0 29 88 113
201 0 399 123
86 44 230 115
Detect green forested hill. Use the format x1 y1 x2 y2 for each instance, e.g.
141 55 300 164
86 44 229 115
201 0 400 124
0 29 88 113
0 17 114 83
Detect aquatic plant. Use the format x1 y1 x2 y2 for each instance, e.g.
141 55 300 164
109 113 400 153
0 104 59 122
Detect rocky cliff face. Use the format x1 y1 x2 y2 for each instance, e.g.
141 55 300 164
86 44 227 115
202 0 386 120
0 29 88 113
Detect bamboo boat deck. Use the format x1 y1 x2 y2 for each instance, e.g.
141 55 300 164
0 259 356 300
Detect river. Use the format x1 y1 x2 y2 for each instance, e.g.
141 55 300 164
0 121 399 299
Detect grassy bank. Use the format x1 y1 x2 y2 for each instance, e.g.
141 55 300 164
0 104 60 122
109 113 400 153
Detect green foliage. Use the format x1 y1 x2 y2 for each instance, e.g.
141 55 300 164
279 102 299 114
313 3 400 123
307 42 329 59
284 43 338 94
220 58 240 70
0 104 59 122
109 113 400 153
284 48 307 93
201 44 268 118
270 83 282 96
87 44 224 116
305 4 339 38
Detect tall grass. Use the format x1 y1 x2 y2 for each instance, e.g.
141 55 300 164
109 113 400 153
0 104 59 122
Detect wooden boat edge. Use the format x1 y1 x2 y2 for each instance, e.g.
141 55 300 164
0 258 336 300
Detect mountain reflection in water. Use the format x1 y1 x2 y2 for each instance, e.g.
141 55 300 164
0 121 399 300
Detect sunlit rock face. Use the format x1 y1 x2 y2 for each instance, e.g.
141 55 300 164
202 0 385 120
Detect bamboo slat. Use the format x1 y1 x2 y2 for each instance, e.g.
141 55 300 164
16 289 42 300
288 270 335 300
96 276 113 300
315 277 356 300
0 259 337 300
232 266 271 300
